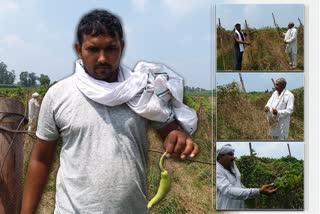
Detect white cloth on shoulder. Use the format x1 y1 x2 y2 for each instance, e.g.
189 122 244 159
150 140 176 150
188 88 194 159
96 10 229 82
235 29 245 52
73 60 198 135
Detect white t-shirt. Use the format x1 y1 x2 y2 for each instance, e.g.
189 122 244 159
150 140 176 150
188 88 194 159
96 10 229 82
36 76 167 214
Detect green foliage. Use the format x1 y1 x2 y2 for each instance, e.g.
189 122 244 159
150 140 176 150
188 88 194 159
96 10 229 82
237 155 304 209
20 71 37 87
291 87 304 120
0 87 26 103
0 86 49 105
183 95 200 111
184 86 212 97
0 62 15 84
38 74 51 87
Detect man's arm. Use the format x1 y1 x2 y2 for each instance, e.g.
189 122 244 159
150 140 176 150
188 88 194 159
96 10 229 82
233 33 251 45
217 171 277 200
217 171 260 200
21 139 58 214
156 120 199 159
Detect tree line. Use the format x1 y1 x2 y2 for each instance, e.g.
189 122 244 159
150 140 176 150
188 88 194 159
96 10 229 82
0 61 50 87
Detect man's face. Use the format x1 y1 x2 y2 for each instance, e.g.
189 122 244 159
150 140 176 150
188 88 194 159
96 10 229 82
75 33 124 83
235 25 241 31
275 79 285 93
219 152 235 169
288 24 293 29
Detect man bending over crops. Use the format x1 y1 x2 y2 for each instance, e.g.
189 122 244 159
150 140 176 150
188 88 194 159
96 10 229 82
283 22 298 69
216 144 277 210
21 9 199 214
264 78 294 140
233 23 250 70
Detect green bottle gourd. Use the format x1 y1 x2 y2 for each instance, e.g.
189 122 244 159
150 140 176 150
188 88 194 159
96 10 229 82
147 152 171 209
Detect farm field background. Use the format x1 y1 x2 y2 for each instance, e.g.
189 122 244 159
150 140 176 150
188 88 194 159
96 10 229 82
1 86 215 214
217 82 304 140
217 25 304 71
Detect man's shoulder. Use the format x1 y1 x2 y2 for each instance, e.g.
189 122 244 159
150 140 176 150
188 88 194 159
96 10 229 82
285 90 294 97
46 76 75 95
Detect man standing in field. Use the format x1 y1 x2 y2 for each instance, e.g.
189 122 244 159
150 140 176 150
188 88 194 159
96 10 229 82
264 78 294 140
283 22 298 69
27 92 40 132
21 9 199 214
233 23 250 70
216 144 277 210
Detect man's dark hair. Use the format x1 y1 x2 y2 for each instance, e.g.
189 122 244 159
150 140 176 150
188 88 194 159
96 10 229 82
235 23 241 28
76 9 124 45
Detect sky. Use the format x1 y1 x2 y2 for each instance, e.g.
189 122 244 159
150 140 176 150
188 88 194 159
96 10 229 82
216 4 304 30
217 141 304 160
0 1 312 91
0 0 212 89
216 72 304 92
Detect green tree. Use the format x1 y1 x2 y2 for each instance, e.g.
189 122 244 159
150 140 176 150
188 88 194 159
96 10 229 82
38 74 51 87
19 71 37 87
0 61 15 84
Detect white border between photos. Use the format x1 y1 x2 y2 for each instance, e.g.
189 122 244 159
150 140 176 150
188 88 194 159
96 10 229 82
213 0 319 213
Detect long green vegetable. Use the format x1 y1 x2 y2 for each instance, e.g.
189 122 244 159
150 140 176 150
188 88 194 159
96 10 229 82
147 152 171 209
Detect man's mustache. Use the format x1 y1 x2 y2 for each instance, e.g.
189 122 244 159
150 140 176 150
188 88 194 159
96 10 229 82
94 63 112 69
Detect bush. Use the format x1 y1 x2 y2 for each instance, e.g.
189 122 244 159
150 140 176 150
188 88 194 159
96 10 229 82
237 155 304 209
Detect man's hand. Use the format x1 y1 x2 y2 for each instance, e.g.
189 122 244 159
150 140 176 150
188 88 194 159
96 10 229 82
259 183 278 195
163 129 199 160
156 121 199 160
272 108 278 115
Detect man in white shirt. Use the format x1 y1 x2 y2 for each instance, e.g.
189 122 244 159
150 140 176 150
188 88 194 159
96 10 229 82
216 144 277 210
283 22 298 69
265 78 294 140
21 9 199 214
28 92 40 132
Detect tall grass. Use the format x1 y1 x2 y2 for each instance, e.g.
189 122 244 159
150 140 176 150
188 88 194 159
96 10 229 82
217 82 304 140
217 26 304 70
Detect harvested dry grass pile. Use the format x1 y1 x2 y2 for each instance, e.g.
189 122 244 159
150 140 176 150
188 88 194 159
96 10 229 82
217 26 304 71
217 82 270 139
217 27 234 70
217 83 304 140
243 28 288 70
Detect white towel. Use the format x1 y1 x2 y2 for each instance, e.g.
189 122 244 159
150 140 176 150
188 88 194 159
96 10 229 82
73 60 198 135
235 30 245 52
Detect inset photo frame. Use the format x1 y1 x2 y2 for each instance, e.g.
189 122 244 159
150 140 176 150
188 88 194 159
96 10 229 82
216 4 304 71
216 142 304 211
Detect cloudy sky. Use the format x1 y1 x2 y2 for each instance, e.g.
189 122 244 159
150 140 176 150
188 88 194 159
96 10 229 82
0 0 315 91
0 0 212 89
216 4 304 30
217 141 304 160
